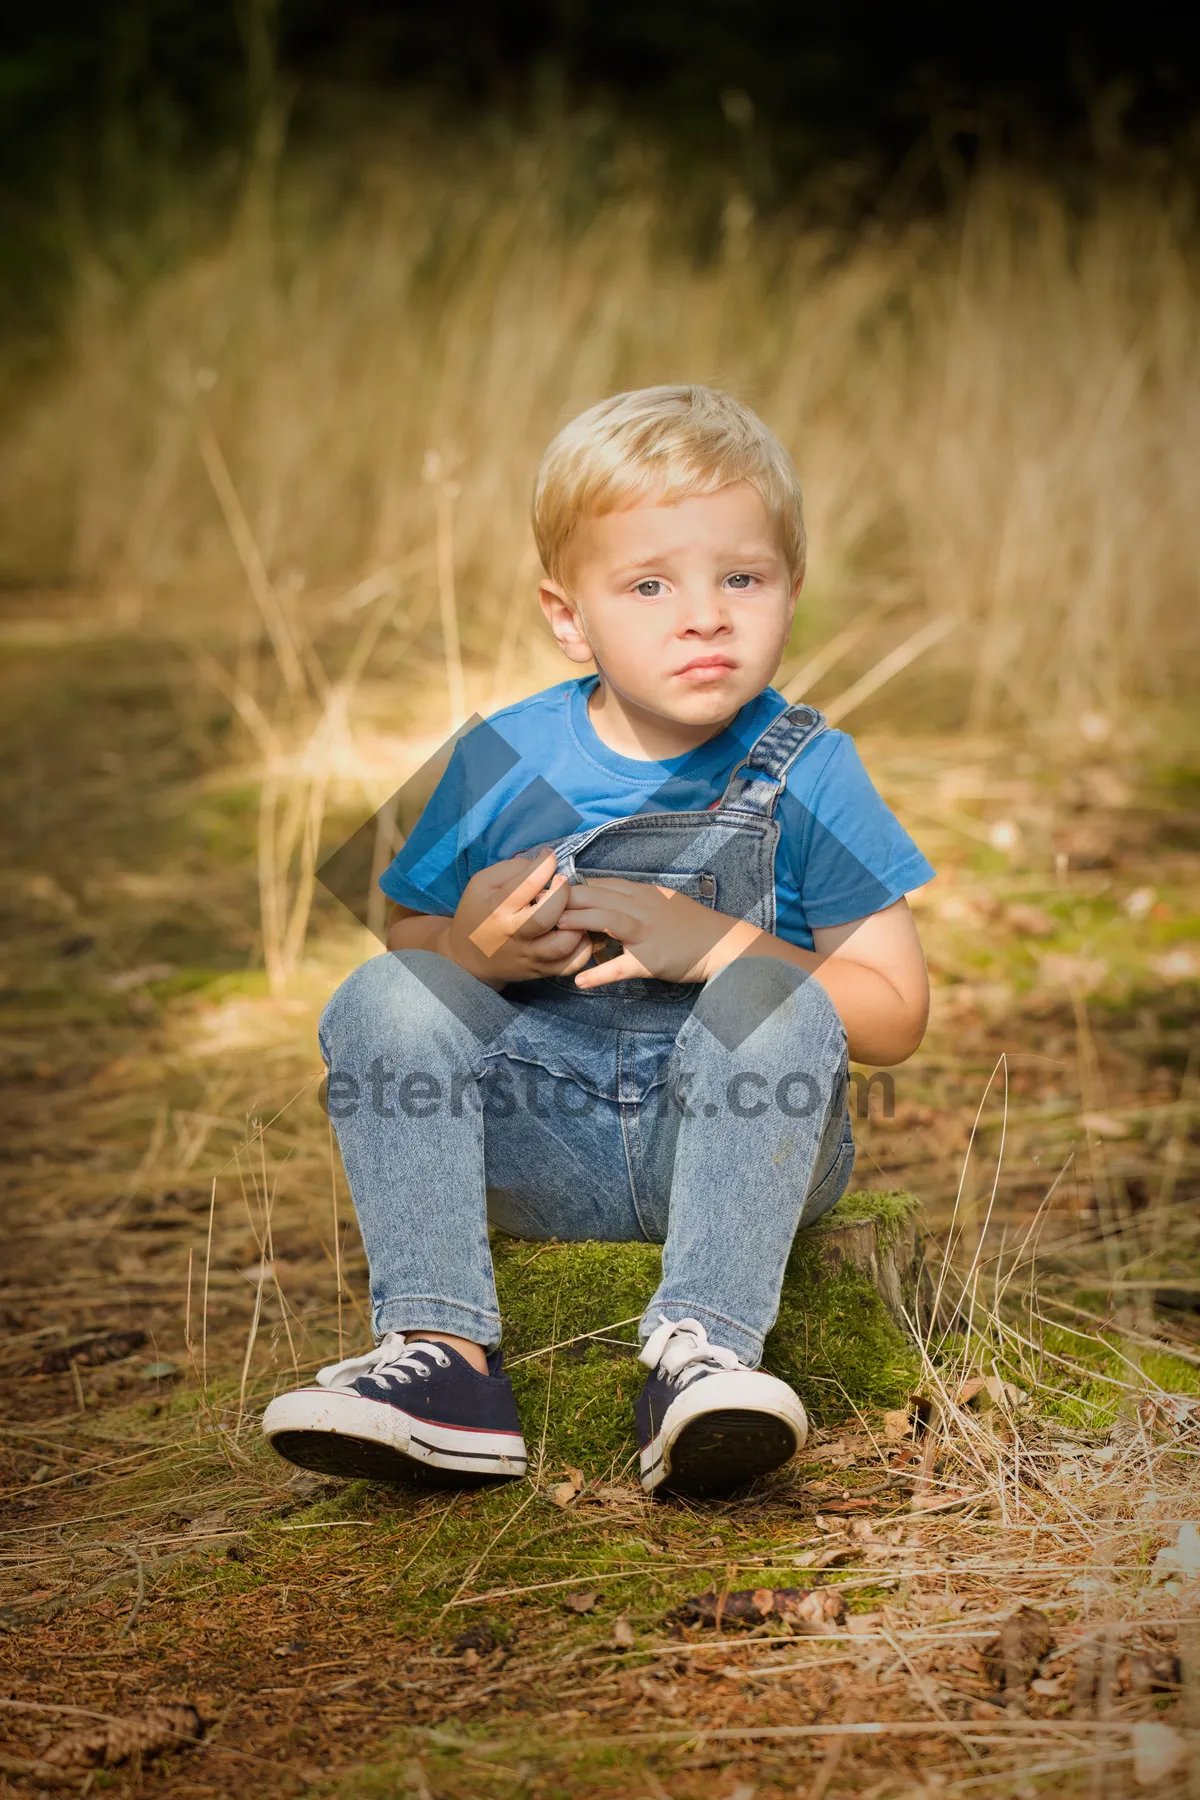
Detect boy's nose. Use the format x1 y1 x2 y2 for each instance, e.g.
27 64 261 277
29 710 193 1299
676 582 731 635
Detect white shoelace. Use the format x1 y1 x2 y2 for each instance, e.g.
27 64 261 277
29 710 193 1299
314 1331 451 1393
638 1315 745 1390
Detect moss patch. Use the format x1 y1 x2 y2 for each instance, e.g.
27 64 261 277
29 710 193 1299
493 1189 922 1472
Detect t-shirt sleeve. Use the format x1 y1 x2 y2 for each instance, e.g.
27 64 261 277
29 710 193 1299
782 733 936 929
376 718 528 915
374 712 585 916
376 743 471 916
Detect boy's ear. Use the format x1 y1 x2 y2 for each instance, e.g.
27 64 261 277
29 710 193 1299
538 579 595 665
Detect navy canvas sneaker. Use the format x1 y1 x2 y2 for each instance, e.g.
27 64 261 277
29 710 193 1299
635 1316 808 1497
262 1333 527 1483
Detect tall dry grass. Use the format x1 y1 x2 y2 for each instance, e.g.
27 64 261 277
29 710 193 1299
2 129 1198 733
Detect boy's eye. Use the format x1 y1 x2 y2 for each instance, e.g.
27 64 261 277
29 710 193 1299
633 579 666 598
725 572 757 590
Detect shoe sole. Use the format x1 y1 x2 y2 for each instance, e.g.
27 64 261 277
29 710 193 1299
639 1368 808 1498
263 1389 528 1486
655 1407 799 1497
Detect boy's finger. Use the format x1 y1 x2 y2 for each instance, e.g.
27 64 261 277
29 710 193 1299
573 950 644 989
530 925 587 961
516 874 569 937
564 876 677 902
469 855 560 954
504 850 560 900
555 900 637 940
555 936 597 976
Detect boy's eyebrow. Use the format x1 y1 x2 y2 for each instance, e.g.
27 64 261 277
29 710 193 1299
608 544 782 578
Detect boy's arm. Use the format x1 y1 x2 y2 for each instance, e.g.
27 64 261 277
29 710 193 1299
559 881 930 1066
694 897 929 1066
386 902 452 954
791 898 929 1066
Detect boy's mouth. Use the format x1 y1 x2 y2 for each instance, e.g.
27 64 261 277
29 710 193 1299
674 655 738 682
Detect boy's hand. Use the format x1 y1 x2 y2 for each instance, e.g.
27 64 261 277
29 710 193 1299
439 851 595 988
559 878 761 988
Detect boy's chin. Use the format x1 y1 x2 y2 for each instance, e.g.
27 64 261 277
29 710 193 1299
652 682 758 724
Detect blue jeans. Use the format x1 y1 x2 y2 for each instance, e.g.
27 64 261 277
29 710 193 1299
319 949 855 1367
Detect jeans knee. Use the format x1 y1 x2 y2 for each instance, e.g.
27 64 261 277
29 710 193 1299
684 954 846 1062
318 949 490 1066
775 963 846 1043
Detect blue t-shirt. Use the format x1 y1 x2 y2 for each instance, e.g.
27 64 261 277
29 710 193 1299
379 675 935 951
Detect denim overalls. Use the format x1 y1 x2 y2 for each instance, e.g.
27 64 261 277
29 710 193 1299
319 702 856 1365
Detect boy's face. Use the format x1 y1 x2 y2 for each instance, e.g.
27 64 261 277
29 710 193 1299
539 481 800 733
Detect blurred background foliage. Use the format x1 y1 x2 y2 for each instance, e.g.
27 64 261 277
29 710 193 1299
5 1 1199 325
1 3 1198 729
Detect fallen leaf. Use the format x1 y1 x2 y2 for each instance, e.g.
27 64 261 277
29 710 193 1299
584 1482 640 1506
958 1373 1021 1413
611 1616 636 1649
565 1589 597 1614
1081 1111 1131 1140
1005 903 1057 937
1053 822 1115 869
981 1607 1054 1691
286 1472 339 1501
1156 1395 1200 1433
846 1612 884 1635
811 1543 855 1568
139 1360 179 1381
910 1488 974 1513
549 1467 585 1508
1151 1522 1200 1581
44 1705 204 1769
101 963 177 992
1155 946 1199 982
1127 1649 1181 1693
937 894 987 924
240 1259 276 1286
1038 951 1108 993
183 1510 229 1537
1132 1722 1184 1787
883 1409 912 1442
671 1586 845 1630
36 1330 147 1375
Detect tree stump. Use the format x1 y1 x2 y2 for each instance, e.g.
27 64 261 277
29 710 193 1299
491 1188 923 1473
795 1190 924 1329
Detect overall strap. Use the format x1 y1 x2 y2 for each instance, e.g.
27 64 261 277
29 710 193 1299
718 702 828 817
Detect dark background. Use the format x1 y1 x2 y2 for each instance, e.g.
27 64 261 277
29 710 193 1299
3 2 1199 319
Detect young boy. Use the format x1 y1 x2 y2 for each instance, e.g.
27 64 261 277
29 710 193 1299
264 385 934 1498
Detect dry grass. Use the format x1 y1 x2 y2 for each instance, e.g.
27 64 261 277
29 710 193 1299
1 123 1199 1795
1 578 1198 1796
1 130 1198 734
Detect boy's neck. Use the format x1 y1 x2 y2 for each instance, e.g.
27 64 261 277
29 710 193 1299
586 674 743 763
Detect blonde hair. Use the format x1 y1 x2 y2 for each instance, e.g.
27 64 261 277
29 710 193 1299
532 384 806 586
